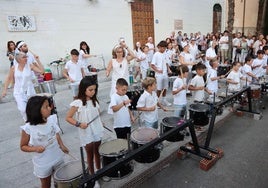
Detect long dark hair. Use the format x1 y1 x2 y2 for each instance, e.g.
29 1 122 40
26 96 49 125
80 41 90 54
77 77 98 107
7 41 15 52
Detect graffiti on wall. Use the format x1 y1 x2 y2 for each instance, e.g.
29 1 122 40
7 15 36 32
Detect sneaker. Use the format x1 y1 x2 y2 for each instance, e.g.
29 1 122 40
134 79 138 83
94 180 100 188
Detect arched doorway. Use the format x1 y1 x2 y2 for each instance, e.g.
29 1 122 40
213 4 222 33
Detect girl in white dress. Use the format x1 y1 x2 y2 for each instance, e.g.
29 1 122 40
66 77 103 187
20 95 69 188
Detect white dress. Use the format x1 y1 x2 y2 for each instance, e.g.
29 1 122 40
70 99 104 146
20 115 64 176
110 58 129 96
14 63 36 120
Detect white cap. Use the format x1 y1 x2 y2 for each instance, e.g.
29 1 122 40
181 41 188 48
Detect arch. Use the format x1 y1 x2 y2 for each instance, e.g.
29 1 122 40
213 4 222 33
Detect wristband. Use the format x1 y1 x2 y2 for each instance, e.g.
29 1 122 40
75 121 81 127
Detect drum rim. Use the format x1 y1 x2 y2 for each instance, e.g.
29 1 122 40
189 103 210 112
130 127 159 144
161 116 182 128
54 160 85 182
99 139 128 157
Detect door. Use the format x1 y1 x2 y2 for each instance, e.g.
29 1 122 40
213 4 222 33
131 0 154 46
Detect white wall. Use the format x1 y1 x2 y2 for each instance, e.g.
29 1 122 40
0 0 133 80
153 0 226 42
0 0 226 81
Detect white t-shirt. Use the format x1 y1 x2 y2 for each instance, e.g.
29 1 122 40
109 93 131 128
205 47 217 68
151 51 168 76
179 51 194 70
173 77 187 105
165 49 175 66
136 90 158 123
252 58 266 77
190 75 205 102
70 99 104 146
79 50 89 68
227 70 242 91
219 36 229 50
64 60 83 82
138 52 150 71
242 64 253 84
206 68 218 94
189 44 199 60
146 42 155 62
20 114 64 168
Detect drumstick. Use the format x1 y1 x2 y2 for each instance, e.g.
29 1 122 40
67 153 78 160
134 111 142 122
224 69 232 77
159 89 165 100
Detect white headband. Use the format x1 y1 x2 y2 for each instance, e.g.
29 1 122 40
17 41 26 49
113 44 121 52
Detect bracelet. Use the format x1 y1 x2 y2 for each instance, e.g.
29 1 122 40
75 121 81 127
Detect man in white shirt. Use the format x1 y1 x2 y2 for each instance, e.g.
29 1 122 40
219 30 229 64
232 32 242 62
146 36 155 63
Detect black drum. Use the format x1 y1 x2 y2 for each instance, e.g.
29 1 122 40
161 117 185 142
130 127 160 163
147 69 155 78
126 89 143 110
217 65 231 76
99 139 133 179
85 73 98 84
189 103 210 126
170 64 179 76
205 97 223 115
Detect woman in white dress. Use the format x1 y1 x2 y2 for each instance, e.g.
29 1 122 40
2 51 44 121
106 41 135 97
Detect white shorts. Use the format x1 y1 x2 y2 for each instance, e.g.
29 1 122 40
70 82 80 97
33 159 64 178
156 74 169 90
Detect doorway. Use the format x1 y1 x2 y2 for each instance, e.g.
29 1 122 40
131 0 154 46
213 4 222 33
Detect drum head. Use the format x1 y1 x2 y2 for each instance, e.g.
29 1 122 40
189 103 209 112
35 93 53 97
207 97 221 103
99 139 128 157
162 116 181 128
131 127 159 144
54 160 85 181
